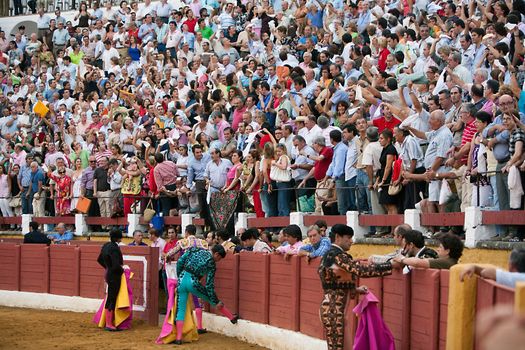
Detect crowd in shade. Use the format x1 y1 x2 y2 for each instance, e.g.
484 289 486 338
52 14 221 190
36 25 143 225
0 0 525 240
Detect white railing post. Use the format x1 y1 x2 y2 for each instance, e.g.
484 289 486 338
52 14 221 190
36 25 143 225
464 206 496 248
21 214 32 235
404 208 424 232
290 212 307 238
74 214 87 236
346 211 367 240
182 213 196 235
127 213 143 238
235 212 255 234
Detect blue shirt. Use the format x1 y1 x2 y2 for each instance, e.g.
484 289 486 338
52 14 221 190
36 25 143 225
186 153 211 188
356 10 372 33
424 125 453 169
205 158 232 192
129 241 148 246
300 236 331 258
298 34 318 45
138 23 156 42
496 269 525 288
48 231 74 243
482 115 510 162
18 163 32 187
306 9 324 29
30 169 45 193
181 32 195 50
326 141 348 179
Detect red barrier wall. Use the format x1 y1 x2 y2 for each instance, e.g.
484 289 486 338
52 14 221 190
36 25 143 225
299 257 325 340
49 245 80 296
238 252 270 324
439 270 449 350
303 215 347 226
247 216 290 228
420 213 465 227
359 214 404 227
0 243 159 326
79 245 106 299
268 254 300 331
120 245 159 325
211 253 239 316
410 269 440 350
0 243 20 290
362 277 383 312
382 271 411 350
20 244 50 293
1 242 519 347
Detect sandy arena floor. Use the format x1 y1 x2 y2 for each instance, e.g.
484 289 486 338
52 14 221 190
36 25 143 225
0 306 267 350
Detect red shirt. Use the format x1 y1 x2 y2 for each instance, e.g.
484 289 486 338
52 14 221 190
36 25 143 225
313 146 333 181
373 116 401 133
259 134 272 149
378 48 391 72
163 239 178 254
184 18 198 33
127 28 139 43
147 163 158 195
460 118 477 164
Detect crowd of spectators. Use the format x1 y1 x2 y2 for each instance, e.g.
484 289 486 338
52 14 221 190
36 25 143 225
1 0 525 240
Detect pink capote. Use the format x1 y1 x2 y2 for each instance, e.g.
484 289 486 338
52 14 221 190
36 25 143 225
92 268 133 330
156 278 179 343
352 292 395 350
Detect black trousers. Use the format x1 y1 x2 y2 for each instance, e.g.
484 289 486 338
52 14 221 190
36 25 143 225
159 183 177 217
105 274 122 310
195 180 212 227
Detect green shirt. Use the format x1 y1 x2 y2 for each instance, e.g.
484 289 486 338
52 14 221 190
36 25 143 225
69 150 90 169
428 257 458 270
197 26 214 40
69 51 84 65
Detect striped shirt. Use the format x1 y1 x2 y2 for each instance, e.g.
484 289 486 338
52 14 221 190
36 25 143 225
399 135 424 170
460 119 477 164
509 128 525 156
154 160 179 189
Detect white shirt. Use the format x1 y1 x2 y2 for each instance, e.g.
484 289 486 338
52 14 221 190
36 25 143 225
151 237 167 270
345 138 358 181
101 47 120 71
304 124 323 146
361 141 382 173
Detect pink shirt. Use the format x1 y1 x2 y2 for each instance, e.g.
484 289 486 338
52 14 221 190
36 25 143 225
11 150 26 166
154 160 179 189
276 241 304 255
232 106 247 132
0 174 9 197
216 119 231 143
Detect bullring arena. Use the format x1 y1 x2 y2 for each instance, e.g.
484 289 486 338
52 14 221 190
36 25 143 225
2 0 525 348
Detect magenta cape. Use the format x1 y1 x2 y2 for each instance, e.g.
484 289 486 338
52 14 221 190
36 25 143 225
352 292 396 350
92 268 133 330
156 278 199 344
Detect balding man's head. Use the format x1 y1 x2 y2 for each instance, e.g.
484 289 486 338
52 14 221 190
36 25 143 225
429 110 446 130
499 94 515 114
394 224 412 247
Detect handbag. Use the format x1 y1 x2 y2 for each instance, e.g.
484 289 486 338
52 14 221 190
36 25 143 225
111 196 124 218
388 183 403 196
143 199 156 223
76 197 91 214
9 194 21 208
270 156 291 182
